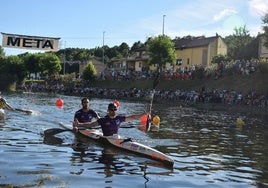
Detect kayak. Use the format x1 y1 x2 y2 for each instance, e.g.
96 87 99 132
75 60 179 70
59 122 174 167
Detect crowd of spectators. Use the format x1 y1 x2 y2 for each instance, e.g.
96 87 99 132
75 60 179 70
100 59 260 82
20 59 268 109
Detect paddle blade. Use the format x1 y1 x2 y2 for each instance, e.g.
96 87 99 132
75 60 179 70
44 128 71 135
15 108 32 114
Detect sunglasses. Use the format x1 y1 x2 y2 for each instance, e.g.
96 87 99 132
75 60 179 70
109 109 117 111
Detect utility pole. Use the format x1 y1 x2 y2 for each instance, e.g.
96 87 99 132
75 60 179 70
102 31 105 64
63 41 66 75
162 15 166 35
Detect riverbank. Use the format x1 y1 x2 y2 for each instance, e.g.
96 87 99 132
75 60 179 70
88 71 268 116
90 71 268 94
15 70 267 117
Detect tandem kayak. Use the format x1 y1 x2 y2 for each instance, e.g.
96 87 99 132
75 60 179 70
59 122 174 167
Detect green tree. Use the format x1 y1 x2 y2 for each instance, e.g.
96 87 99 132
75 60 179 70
0 45 5 60
82 61 97 81
211 54 229 64
22 53 42 79
147 35 176 73
224 25 255 59
106 46 121 60
262 13 268 48
130 41 145 52
118 42 130 57
40 53 62 76
4 55 27 81
0 55 27 90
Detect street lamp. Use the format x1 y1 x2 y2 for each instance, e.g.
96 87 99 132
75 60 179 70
162 15 166 35
102 31 105 64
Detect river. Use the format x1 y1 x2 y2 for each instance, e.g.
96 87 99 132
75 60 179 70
0 92 267 188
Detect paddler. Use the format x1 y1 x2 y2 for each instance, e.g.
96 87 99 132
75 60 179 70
0 96 15 120
72 97 100 126
73 102 150 136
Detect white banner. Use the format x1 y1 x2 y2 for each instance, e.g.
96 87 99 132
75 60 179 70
1 32 60 51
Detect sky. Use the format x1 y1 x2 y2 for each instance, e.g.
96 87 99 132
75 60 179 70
1 0 268 55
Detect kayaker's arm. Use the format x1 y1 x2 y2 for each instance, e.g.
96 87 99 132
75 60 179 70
73 118 99 129
125 112 150 122
0 97 15 111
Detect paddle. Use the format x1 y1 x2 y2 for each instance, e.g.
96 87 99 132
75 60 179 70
146 68 160 131
44 124 137 136
44 124 91 136
44 128 73 135
15 108 32 114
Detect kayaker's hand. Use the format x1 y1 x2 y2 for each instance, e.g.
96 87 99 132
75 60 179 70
73 118 80 127
73 126 79 133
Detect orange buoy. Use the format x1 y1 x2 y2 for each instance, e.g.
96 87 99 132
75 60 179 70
55 98 64 107
152 115 160 125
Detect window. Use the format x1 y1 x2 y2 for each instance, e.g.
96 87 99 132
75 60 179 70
176 59 182 65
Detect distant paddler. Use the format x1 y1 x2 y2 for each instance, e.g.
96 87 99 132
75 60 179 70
0 96 15 120
0 96 32 120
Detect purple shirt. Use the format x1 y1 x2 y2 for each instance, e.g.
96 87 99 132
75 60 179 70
97 115 126 136
74 109 98 123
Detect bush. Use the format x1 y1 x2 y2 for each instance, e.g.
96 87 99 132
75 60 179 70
0 74 17 91
194 66 205 80
258 62 268 74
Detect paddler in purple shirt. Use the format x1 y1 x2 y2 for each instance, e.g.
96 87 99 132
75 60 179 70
73 102 150 136
73 98 100 125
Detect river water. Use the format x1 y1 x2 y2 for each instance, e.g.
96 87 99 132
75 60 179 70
0 92 267 188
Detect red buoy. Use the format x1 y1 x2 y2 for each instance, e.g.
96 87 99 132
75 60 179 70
55 98 64 107
113 100 120 108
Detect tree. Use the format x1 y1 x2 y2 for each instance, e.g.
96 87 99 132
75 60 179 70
22 53 42 79
0 55 27 90
40 53 62 76
147 35 176 73
0 45 5 60
211 54 229 64
118 42 130 57
262 13 268 48
224 25 256 60
130 41 145 52
82 61 97 81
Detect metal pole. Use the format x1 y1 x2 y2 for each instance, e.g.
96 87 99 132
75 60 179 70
102 31 105 64
162 15 166 35
64 41 66 75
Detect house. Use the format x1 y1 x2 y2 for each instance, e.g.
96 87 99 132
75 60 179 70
174 35 227 68
78 58 106 77
107 34 227 74
258 35 268 60
106 47 151 77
